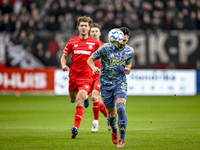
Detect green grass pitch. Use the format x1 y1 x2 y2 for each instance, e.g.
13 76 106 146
0 95 200 150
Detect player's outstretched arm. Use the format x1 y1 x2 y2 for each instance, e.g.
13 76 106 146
124 63 131 75
87 54 100 74
60 53 70 71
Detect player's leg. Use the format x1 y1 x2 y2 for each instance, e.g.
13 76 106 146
90 79 101 132
101 84 118 144
74 89 87 126
107 107 118 144
69 91 79 139
99 96 111 131
68 79 78 103
114 82 128 147
116 98 126 147
68 80 80 138
70 80 91 139
71 89 87 138
106 107 117 132
84 94 90 108
84 80 94 108
75 80 91 127
69 91 78 103
99 96 108 117
91 89 100 132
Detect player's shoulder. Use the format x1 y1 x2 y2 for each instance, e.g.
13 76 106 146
98 43 115 55
68 35 79 42
101 42 113 48
99 40 105 46
97 42 112 51
70 35 79 40
125 44 134 53
87 36 99 43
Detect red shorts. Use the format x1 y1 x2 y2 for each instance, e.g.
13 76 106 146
68 79 92 93
90 77 100 93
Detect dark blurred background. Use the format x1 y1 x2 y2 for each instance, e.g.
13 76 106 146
1 0 200 69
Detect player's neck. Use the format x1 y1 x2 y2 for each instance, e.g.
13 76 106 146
79 34 89 40
116 45 124 50
93 38 99 41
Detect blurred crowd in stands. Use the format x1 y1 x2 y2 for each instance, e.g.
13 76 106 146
1 0 200 67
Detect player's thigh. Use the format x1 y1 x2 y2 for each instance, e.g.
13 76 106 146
68 80 79 102
92 79 100 93
77 80 92 94
76 90 88 107
100 85 115 109
114 82 127 102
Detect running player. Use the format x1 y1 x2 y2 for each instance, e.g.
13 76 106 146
87 27 134 147
88 22 111 132
60 16 100 139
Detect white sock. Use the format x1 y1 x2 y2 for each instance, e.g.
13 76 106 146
93 120 99 125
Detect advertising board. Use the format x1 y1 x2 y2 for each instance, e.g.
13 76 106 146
54 69 197 96
0 68 55 92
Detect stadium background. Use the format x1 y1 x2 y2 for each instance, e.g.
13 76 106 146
0 0 200 95
0 1 200 150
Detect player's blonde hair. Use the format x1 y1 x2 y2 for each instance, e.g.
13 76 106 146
77 16 93 27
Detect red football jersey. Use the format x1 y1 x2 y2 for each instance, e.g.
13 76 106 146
93 40 104 80
94 40 104 68
63 35 100 80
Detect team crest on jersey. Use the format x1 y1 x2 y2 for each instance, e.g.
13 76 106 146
88 45 93 50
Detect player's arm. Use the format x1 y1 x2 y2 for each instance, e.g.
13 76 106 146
87 54 100 74
124 63 131 75
60 53 70 71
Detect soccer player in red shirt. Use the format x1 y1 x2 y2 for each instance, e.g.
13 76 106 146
60 16 100 139
88 23 111 132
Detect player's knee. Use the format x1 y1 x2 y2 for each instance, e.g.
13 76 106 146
117 103 125 114
76 101 82 107
108 111 117 118
76 98 84 106
91 93 99 101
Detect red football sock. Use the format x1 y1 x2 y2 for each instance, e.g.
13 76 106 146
74 107 83 128
92 100 100 120
100 103 108 117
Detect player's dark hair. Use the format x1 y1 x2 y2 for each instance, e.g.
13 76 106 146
91 22 101 30
119 27 130 36
77 16 93 27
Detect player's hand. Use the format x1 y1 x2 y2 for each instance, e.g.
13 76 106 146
93 67 101 75
124 68 131 75
62 65 69 71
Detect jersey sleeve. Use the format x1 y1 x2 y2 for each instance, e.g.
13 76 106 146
93 44 105 60
63 39 72 55
95 41 101 50
126 47 134 64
